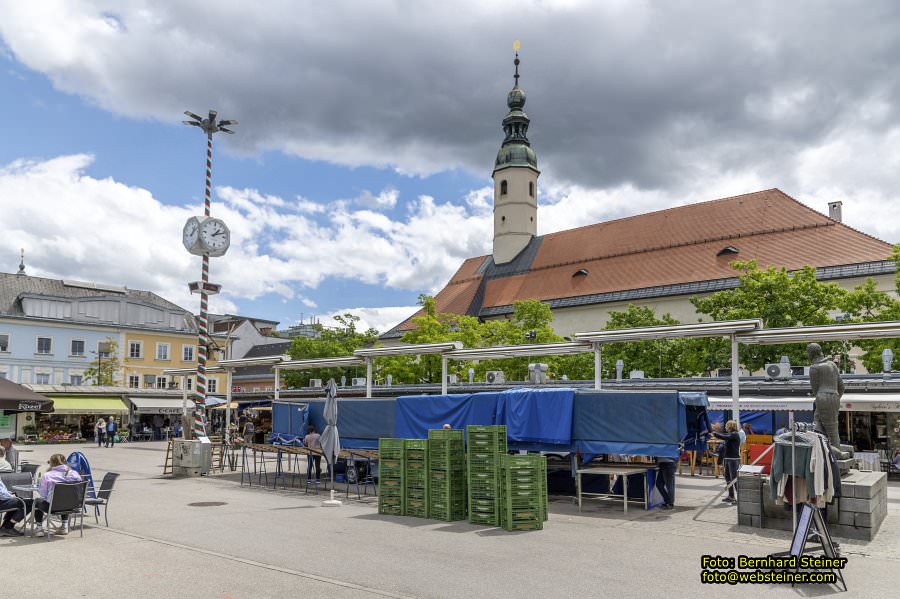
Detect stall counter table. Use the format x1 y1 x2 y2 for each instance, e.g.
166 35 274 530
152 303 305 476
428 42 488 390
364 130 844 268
575 464 655 513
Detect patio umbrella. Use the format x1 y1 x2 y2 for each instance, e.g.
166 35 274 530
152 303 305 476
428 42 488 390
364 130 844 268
0 378 54 412
320 378 342 506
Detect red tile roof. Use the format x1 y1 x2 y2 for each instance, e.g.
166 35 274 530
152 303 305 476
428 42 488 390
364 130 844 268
386 189 894 336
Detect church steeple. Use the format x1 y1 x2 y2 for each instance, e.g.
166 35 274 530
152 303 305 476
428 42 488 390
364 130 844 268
492 42 540 265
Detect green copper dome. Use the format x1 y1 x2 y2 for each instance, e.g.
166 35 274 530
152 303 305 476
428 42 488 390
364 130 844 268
493 54 538 173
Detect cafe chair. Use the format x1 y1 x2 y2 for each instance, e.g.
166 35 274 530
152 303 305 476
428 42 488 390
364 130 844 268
83 472 120 527
36 481 89 540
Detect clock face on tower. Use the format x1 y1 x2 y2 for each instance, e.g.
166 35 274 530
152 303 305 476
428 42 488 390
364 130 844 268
199 217 231 257
182 217 200 251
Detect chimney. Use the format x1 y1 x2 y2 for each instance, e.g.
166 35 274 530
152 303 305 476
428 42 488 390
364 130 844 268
828 201 843 222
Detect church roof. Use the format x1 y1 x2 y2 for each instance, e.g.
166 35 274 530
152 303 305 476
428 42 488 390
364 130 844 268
382 188 895 338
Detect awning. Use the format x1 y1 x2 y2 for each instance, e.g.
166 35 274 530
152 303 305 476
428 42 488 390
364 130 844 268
0 378 54 412
204 396 227 408
211 401 238 411
707 394 900 413
129 396 195 414
47 396 128 415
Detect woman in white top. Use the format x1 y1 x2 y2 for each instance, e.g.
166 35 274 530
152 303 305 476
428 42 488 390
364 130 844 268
95 417 106 448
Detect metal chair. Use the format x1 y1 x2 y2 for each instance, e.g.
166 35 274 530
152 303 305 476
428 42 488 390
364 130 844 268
19 463 40 476
36 481 88 540
0 472 31 529
83 472 119 526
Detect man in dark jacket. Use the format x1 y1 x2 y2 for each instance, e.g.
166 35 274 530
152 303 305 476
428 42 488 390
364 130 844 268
106 416 118 448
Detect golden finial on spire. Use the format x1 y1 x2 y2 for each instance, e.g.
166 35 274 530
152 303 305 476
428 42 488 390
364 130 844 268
513 40 521 86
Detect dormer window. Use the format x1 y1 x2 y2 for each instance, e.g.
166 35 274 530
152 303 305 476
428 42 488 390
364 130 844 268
500 180 508 196
572 268 589 277
717 246 739 257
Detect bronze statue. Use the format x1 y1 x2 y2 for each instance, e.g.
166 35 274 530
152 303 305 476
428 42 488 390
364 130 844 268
807 342 844 454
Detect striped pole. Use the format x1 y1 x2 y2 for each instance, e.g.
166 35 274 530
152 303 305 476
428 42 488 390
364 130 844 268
193 131 214 437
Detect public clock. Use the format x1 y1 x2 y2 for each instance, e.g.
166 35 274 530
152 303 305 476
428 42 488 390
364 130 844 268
182 216 231 257
182 217 201 253
199 217 231 257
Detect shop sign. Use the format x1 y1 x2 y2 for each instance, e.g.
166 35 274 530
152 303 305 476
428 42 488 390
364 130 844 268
17 401 43 411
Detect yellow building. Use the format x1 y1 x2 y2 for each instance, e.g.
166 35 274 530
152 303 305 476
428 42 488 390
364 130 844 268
120 330 228 393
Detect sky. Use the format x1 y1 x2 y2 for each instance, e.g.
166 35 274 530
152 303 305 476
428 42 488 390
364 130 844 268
1 1 900 333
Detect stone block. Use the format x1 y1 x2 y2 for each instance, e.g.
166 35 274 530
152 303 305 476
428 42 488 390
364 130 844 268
838 508 855 526
738 514 752 527
751 515 762 528
840 497 880 513
834 524 876 541
738 501 761 516
740 489 761 503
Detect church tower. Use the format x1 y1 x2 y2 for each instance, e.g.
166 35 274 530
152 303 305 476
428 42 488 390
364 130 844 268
492 44 539 265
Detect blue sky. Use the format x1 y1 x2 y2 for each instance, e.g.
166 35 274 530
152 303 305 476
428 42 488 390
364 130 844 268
2 2 899 333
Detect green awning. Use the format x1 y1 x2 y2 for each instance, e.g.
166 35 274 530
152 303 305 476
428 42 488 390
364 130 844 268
46 396 128 415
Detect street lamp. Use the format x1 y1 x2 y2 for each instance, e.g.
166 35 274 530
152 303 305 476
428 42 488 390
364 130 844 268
182 109 237 438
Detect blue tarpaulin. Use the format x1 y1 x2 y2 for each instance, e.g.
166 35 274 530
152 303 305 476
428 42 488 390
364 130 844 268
495 388 575 445
395 392 499 438
273 399 396 449
573 391 687 459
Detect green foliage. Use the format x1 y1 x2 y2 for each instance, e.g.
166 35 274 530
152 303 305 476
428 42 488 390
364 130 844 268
593 305 707 378
83 337 120 386
282 314 378 388
840 255 900 373
691 260 850 372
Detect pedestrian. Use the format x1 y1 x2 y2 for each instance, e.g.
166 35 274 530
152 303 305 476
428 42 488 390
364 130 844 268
655 455 676 510
242 418 255 444
106 416 118 448
33 453 82 537
442 423 452 430
712 420 742 503
303 425 322 481
95 417 106 448
740 422 752 464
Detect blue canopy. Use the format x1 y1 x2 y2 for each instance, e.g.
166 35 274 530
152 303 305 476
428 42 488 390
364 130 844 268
572 391 688 459
395 392 498 439
273 398 396 449
495 388 575 446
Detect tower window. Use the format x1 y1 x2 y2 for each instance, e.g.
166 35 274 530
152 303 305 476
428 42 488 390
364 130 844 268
500 180 508 195
501 216 506 222
529 182 534 197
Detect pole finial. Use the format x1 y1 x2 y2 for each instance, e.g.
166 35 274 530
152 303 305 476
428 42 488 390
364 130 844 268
513 40 521 87
17 248 25 276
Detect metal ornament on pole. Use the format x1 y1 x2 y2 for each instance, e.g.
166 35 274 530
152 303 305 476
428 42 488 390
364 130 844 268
182 109 237 438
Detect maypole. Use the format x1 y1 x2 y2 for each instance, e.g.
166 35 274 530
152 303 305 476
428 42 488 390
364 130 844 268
182 110 237 438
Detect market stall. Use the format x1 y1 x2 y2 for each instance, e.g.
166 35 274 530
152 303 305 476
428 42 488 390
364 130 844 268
0 377 54 440
36 395 128 442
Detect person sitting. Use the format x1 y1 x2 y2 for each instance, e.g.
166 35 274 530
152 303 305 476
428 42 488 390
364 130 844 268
0 477 31 536
0 447 12 473
0 438 18 471
33 453 82 537
303 425 322 481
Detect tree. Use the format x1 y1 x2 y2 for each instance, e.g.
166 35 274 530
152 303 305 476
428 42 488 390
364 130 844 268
83 337 121 386
584 305 706 379
691 260 849 372
841 250 900 373
282 314 378 388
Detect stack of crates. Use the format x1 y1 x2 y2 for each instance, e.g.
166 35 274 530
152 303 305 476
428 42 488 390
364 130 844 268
377 438 405 516
467 425 507 526
427 429 467 521
403 439 429 518
499 454 547 531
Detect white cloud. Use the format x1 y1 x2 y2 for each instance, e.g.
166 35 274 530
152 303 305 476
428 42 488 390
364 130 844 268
0 155 490 319
319 305 420 334
356 188 399 210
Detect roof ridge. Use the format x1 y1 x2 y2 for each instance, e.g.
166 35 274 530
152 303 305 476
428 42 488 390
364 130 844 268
773 188 896 248
541 188 783 239
448 220 838 286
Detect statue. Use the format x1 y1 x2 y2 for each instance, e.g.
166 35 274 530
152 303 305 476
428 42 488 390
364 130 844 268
807 343 846 456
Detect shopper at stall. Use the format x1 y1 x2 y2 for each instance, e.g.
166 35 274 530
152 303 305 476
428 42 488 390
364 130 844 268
242 419 255 444
303 425 322 481
33 453 82 536
106 416 118 448
0 438 17 472
655 455 676 510
0 477 31 536
712 420 742 503
95 417 106 447
0 447 12 472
